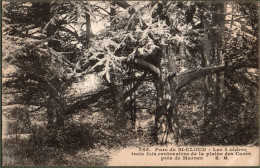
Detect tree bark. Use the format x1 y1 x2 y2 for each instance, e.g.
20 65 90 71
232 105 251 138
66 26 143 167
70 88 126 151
153 45 180 144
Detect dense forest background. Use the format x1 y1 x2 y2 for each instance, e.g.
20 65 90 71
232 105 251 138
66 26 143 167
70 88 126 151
2 1 259 166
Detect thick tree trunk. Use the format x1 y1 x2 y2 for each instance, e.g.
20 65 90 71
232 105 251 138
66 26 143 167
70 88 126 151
153 45 180 145
154 77 180 144
152 4 181 144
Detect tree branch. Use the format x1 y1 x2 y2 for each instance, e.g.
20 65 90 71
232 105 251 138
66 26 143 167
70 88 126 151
176 60 258 91
133 59 161 77
177 65 225 91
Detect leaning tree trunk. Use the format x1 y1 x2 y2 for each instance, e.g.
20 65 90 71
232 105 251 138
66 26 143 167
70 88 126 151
154 45 180 145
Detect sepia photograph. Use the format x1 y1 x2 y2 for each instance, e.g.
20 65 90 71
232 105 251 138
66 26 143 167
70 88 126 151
2 0 259 166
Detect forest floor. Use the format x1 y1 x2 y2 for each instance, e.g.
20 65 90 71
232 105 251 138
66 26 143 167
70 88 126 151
63 135 150 166
2 131 151 166
62 145 117 166
2 107 154 166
